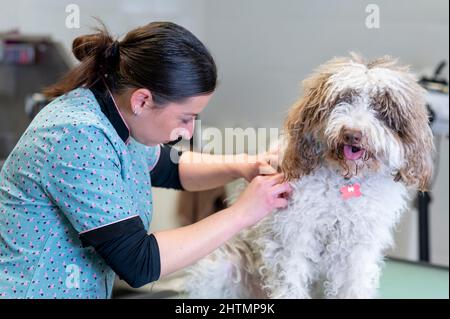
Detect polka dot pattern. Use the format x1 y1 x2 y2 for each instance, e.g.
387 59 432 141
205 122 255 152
0 88 160 298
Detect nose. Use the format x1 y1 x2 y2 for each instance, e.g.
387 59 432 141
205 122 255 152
343 129 362 145
183 121 195 140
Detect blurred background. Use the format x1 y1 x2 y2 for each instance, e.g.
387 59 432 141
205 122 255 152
0 0 448 298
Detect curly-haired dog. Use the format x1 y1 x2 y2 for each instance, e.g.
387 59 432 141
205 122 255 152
184 54 434 299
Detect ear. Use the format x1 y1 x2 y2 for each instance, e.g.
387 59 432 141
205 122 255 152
282 99 324 181
394 89 434 192
281 73 332 181
130 88 153 115
395 123 434 192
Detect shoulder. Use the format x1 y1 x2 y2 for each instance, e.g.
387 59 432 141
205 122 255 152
34 88 107 130
29 88 125 152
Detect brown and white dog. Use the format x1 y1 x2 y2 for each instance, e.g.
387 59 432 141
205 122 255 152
184 54 434 298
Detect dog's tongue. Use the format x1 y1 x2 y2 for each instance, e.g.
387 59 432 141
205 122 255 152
343 145 364 161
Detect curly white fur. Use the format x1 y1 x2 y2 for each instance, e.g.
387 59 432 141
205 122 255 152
184 166 408 299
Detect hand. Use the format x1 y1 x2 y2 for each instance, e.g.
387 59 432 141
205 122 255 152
232 173 292 228
234 150 281 182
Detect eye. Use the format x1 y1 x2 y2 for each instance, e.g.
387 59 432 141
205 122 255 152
181 115 198 125
372 103 405 137
371 92 405 131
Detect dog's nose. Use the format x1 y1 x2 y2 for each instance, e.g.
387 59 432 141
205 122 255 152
343 129 362 145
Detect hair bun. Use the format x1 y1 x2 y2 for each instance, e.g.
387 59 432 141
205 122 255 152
72 31 112 62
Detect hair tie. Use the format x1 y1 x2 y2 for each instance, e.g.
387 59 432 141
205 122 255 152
104 40 120 64
110 40 120 60
103 40 121 79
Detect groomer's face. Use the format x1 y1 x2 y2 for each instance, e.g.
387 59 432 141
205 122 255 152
129 90 212 146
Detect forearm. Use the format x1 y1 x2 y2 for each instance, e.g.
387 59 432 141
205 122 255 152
179 151 251 191
153 205 247 278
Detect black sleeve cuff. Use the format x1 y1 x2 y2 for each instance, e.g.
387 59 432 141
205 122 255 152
150 144 185 190
79 216 143 248
79 216 161 287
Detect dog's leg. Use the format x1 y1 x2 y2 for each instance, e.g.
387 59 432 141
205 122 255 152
324 246 383 299
260 239 319 299
263 255 318 299
183 241 255 299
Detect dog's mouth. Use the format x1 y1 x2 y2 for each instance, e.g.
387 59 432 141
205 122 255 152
343 144 365 161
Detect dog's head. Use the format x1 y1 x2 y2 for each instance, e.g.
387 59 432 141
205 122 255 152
282 54 434 191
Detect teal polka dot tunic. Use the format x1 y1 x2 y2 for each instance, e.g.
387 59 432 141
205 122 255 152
0 88 161 298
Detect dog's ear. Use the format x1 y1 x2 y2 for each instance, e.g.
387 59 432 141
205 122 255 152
364 56 435 192
393 87 434 192
394 120 434 192
281 73 332 181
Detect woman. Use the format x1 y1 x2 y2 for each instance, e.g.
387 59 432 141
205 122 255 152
0 22 292 298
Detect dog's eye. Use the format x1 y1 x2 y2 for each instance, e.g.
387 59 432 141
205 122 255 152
370 91 410 137
335 89 358 105
373 104 406 137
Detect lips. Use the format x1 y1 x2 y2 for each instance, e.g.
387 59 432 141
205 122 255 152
343 144 365 161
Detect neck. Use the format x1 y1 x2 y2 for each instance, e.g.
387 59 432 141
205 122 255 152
106 88 132 134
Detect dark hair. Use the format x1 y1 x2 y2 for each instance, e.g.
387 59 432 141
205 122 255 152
44 21 217 105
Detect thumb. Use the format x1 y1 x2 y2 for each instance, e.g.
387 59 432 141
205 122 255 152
259 162 278 175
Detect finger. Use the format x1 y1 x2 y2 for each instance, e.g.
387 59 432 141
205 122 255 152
267 145 279 156
267 173 284 185
265 154 280 170
258 164 278 175
265 152 280 161
261 150 279 161
272 182 293 196
273 197 288 209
